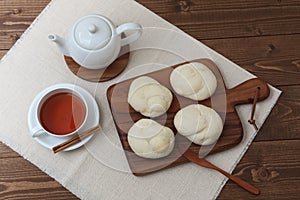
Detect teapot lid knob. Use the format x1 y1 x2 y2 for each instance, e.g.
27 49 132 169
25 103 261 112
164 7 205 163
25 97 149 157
88 24 97 33
74 15 112 50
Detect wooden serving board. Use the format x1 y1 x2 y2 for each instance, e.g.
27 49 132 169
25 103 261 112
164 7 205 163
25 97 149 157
107 59 270 176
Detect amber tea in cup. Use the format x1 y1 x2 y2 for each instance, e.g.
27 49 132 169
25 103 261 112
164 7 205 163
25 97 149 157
32 88 88 137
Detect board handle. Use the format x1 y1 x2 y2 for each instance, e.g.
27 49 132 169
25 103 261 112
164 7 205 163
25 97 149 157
226 78 270 109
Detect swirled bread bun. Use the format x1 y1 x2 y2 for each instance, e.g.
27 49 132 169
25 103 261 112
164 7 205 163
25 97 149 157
174 104 223 145
128 76 173 118
128 119 175 159
170 62 217 101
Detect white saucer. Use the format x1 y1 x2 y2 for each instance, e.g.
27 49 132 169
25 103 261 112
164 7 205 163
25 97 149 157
28 84 100 151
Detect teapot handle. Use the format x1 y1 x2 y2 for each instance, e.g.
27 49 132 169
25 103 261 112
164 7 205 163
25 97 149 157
116 23 142 47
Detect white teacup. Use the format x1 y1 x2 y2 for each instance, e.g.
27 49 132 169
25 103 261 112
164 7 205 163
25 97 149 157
32 88 88 138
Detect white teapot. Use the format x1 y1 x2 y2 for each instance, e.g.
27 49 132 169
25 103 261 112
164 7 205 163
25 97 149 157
49 14 142 69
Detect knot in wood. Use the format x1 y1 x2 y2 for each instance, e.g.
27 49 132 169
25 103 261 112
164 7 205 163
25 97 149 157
267 44 276 53
178 1 190 12
255 27 263 36
10 34 20 42
12 8 22 15
0 184 8 191
251 167 280 182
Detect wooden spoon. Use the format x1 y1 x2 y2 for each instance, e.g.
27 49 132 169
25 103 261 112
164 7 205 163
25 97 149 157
181 147 260 195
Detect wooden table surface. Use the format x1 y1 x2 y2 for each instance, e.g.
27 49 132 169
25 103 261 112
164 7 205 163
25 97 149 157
0 0 299 199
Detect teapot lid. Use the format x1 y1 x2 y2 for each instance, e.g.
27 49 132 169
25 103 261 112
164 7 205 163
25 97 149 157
74 16 112 50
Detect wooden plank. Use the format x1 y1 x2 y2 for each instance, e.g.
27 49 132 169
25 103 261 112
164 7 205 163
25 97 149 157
219 140 300 200
142 0 300 40
0 157 78 200
0 50 6 59
0 0 50 50
256 85 300 141
0 140 298 200
141 0 296 40
202 34 300 86
0 30 25 50
0 142 20 158
139 0 300 13
1 0 300 49
0 0 49 17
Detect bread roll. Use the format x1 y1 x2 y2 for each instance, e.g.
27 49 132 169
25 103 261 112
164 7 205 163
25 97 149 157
128 119 175 159
128 76 173 117
174 104 223 145
170 62 217 101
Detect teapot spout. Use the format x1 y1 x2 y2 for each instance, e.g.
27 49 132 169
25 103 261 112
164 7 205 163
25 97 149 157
48 34 70 56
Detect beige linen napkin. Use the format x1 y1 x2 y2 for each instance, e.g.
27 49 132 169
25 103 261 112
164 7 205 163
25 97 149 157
0 0 281 199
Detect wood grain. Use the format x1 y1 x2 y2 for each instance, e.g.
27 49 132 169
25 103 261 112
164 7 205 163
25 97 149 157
0 0 50 50
256 85 300 141
202 34 300 86
0 50 6 58
138 0 300 39
219 140 300 200
2 1 300 49
0 156 77 200
0 0 299 199
0 143 19 158
182 149 260 195
64 52 129 82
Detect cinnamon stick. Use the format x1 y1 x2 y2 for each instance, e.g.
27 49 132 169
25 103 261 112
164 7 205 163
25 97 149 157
52 124 100 153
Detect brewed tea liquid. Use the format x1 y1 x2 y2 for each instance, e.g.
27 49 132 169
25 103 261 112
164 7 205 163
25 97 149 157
40 92 86 135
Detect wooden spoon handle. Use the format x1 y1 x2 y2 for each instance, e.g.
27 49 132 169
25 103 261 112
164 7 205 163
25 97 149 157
222 169 260 195
183 150 260 195
202 159 260 195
